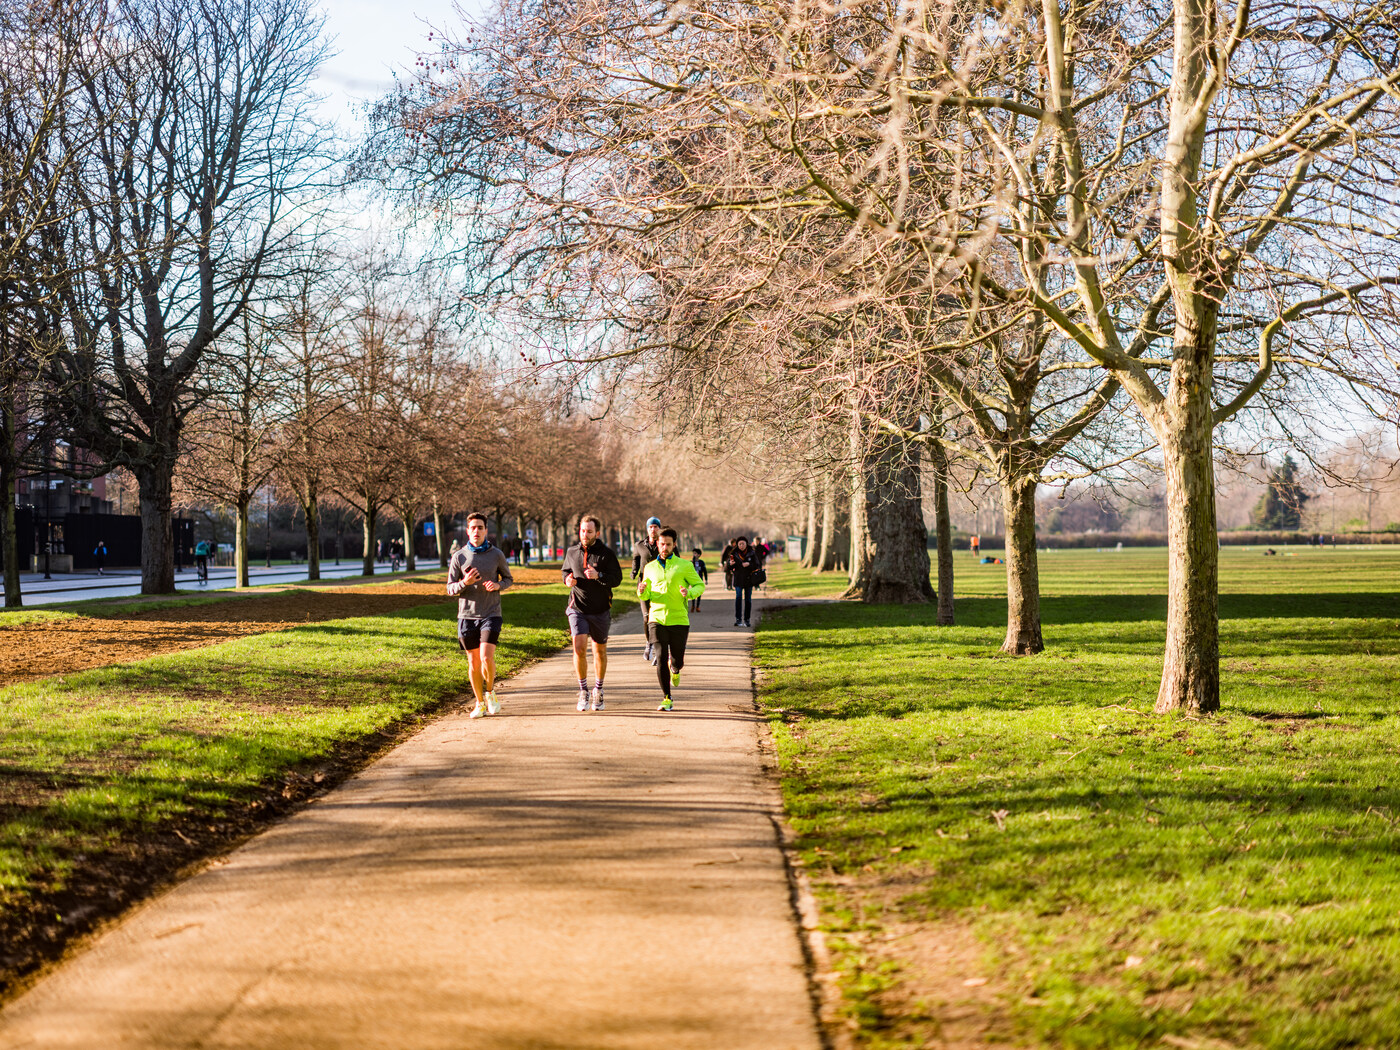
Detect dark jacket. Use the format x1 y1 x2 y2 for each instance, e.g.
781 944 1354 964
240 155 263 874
692 555 708 581
729 546 759 586
562 540 623 614
631 538 659 580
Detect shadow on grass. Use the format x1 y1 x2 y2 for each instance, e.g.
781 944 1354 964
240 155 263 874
809 768 1400 912
762 592 1399 633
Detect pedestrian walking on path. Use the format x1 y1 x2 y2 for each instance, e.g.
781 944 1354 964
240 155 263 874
561 515 623 711
632 516 662 664
92 540 107 575
728 536 759 627
447 512 514 718
637 528 705 711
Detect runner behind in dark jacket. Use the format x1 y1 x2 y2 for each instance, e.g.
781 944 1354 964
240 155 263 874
632 516 662 664
561 517 625 712
689 548 708 611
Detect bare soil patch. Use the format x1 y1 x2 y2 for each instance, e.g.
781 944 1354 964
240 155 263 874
0 568 558 688
821 872 1026 1049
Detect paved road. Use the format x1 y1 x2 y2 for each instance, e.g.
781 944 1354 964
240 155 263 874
0 601 821 1050
3 564 409 607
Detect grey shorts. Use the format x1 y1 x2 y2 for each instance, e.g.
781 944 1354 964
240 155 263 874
566 608 611 644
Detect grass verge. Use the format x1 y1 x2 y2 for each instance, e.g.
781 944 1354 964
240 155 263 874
0 584 633 998
755 549 1400 1048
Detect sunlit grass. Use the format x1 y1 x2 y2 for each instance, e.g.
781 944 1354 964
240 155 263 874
756 549 1400 1048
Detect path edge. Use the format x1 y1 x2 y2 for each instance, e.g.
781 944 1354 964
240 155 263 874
747 609 853 1050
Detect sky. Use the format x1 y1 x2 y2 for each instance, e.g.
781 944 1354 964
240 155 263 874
311 0 485 135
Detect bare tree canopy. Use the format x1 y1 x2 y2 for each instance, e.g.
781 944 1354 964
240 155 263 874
378 0 1400 711
41 0 333 594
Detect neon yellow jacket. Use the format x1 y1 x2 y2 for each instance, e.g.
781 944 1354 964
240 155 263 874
638 554 706 626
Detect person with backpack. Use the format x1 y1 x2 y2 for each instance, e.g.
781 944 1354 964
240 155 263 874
194 539 212 584
92 540 107 575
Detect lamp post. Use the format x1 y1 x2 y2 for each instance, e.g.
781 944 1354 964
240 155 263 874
265 484 272 569
42 459 51 581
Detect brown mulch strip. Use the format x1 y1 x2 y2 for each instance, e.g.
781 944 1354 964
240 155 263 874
1 567 560 689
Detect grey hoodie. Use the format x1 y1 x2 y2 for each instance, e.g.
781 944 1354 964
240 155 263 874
446 544 514 619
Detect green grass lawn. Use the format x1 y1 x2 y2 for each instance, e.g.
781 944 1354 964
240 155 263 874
0 584 632 994
757 548 1400 1048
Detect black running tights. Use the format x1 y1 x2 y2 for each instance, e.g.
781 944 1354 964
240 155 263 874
652 623 690 697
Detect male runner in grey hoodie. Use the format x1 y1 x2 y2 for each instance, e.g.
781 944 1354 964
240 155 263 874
447 512 515 717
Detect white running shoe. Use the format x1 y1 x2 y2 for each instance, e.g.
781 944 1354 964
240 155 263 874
469 701 485 719
485 691 500 716
577 689 590 712
591 686 605 711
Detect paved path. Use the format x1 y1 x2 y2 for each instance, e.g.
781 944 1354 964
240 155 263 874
0 599 821 1050
4 564 392 606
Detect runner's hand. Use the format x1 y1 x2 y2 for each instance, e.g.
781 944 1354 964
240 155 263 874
482 580 499 591
636 580 646 596
464 567 481 583
584 565 599 580
680 586 688 597
566 573 577 587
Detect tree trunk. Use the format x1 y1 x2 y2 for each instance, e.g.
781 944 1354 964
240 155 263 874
801 481 819 568
848 429 934 603
1000 475 1043 653
846 460 867 593
236 495 251 588
402 516 417 571
932 442 954 626
818 477 847 572
303 485 320 581
361 507 377 576
1155 409 1220 713
136 462 176 594
434 498 447 567
1 457 21 608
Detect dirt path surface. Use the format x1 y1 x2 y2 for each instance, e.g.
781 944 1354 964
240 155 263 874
0 601 822 1050
0 569 559 688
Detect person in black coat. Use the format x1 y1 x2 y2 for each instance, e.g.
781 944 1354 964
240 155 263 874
727 536 758 627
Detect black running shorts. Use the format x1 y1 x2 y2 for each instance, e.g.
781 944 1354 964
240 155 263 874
458 616 503 650
566 608 611 644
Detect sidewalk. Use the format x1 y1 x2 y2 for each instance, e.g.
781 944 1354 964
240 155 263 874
0 601 821 1049
3 563 400 607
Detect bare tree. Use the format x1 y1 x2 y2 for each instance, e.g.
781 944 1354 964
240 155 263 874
0 0 105 605
43 0 331 594
274 236 350 580
178 311 288 586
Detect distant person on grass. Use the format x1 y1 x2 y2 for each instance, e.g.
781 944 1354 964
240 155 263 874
637 528 705 711
631 516 662 665
563 515 623 712
447 513 514 719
